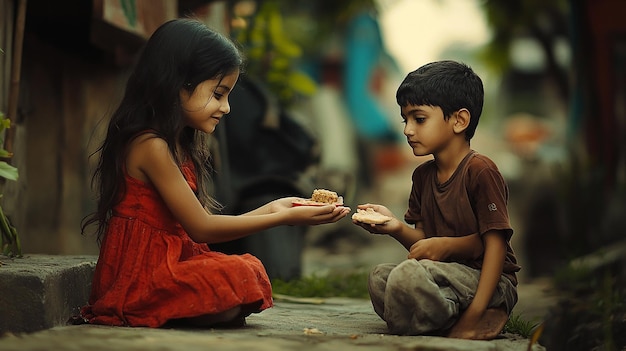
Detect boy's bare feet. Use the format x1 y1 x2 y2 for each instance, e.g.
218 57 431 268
472 307 509 340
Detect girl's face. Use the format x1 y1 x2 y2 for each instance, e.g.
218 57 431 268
180 69 240 134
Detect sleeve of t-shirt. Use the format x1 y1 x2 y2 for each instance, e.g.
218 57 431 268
404 166 424 225
470 166 513 240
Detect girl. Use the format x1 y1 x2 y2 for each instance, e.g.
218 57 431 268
79 19 350 328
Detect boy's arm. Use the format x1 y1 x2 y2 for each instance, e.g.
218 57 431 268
408 233 483 261
390 220 427 250
353 205 483 261
378 222 483 262
352 204 426 249
447 230 507 339
356 212 483 261
356 217 427 250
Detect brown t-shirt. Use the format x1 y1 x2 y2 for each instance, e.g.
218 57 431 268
404 150 521 285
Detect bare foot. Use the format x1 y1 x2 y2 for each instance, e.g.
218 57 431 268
472 307 509 340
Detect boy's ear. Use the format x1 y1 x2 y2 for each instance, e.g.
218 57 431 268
453 108 470 134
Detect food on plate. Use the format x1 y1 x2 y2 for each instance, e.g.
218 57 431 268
311 189 339 204
292 189 344 206
352 208 392 224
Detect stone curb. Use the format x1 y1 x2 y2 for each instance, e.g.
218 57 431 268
0 254 97 333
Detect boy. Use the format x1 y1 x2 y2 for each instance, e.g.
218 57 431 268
353 60 521 340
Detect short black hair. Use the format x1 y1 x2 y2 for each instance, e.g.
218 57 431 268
396 60 484 140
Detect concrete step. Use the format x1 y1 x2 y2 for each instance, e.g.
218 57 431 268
0 254 97 333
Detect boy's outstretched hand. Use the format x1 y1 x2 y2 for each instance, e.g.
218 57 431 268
351 204 402 235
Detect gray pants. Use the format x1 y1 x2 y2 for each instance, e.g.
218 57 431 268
368 259 518 336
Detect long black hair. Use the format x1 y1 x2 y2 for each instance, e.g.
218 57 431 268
82 19 244 242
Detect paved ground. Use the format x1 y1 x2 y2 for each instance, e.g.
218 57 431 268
0 247 557 351
0 296 547 351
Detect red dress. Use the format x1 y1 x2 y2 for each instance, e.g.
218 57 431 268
81 162 273 327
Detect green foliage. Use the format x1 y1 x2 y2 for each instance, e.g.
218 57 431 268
279 0 376 57
235 1 317 107
271 270 370 299
554 261 625 314
232 0 378 106
552 148 613 258
503 313 540 338
548 271 625 349
551 262 626 348
0 111 20 257
594 273 625 317
553 264 593 292
595 273 624 349
0 114 17 182
478 0 569 74
0 204 19 257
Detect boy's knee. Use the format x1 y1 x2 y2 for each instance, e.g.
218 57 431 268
368 263 397 319
371 263 396 275
369 263 396 284
368 263 395 295
387 259 427 284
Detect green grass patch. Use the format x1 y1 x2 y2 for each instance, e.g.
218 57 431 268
271 270 370 299
503 314 541 338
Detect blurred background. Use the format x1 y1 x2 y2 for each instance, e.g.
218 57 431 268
0 0 624 348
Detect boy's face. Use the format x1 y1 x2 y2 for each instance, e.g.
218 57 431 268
401 104 456 157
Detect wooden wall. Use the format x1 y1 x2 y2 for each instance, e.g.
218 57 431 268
1 0 229 254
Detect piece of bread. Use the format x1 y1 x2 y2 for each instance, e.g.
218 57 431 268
292 189 343 206
352 208 392 224
311 189 339 204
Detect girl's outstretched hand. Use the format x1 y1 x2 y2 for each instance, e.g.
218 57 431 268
272 197 351 225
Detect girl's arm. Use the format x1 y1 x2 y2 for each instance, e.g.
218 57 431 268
239 197 297 216
129 136 349 244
